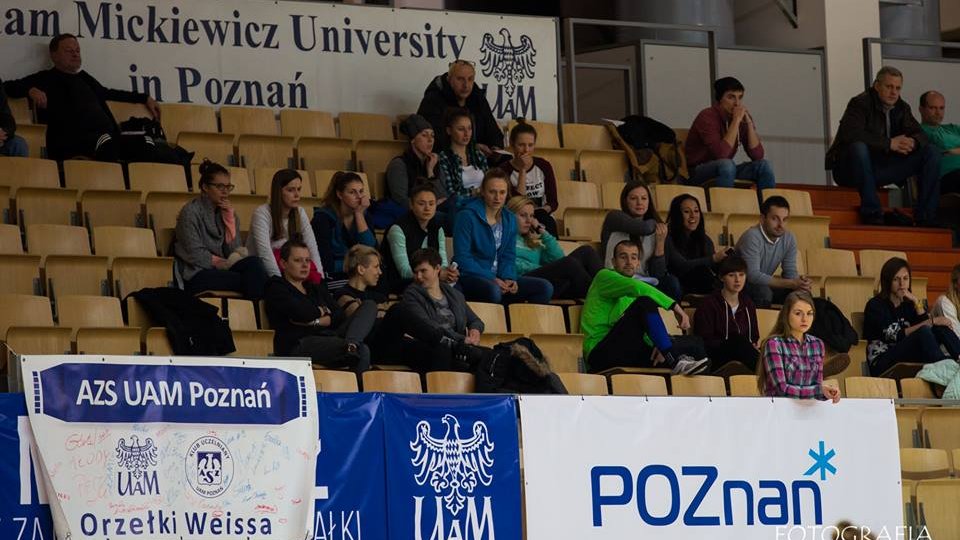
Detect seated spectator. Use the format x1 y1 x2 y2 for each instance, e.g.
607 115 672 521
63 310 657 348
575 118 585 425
685 77 775 192
919 90 960 194
665 193 727 295
507 196 601 299
693 255 759 374
582 239 709 375
311 171 376 284
335 245 388 317
757 291 840 402
826 66 941 226
864 257 960 376
499 120 558 236
385 114 449 206
264 240 377 373
174 160 267 299
453 169 553 304
0 79 28 157
381 183 457 293
600 182 681 300
417 59 503 156
384 248 485 372
932 264 960 338
4 33 161 161
437 108 489 205
735 195 812 308
247 169 323 283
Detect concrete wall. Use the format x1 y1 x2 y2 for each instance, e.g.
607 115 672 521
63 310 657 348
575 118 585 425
824 0 881 137
734 0 826 50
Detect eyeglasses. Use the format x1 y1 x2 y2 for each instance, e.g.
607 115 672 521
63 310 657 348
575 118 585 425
208 183 235 192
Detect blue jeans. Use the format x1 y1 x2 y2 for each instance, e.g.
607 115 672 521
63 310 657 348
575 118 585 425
0 135 28 157
833 141 941 222
458 275 553 304
688 158 776 191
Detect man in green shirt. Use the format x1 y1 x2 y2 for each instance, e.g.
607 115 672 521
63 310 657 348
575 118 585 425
581 239 710 374
919 90 960 192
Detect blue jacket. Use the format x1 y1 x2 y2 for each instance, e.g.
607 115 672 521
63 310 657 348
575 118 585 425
453 197 517 281
311 207 376 275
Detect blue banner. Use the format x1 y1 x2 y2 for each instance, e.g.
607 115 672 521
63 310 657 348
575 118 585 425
0 394 54 540
382 394 521 540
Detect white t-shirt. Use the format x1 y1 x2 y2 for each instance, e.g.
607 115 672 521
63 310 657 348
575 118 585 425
509 164 547 205
462 165 485 191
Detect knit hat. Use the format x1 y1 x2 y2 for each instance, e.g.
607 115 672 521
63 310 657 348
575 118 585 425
401 114 433 139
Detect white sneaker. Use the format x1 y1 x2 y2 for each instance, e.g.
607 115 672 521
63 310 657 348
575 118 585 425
672 355 710 375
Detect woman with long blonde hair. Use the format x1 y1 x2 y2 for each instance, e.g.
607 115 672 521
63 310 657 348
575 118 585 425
757 290 840 402
932 264 960 339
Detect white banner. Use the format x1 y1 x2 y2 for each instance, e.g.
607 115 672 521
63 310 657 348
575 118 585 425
0 0 558 122
21 355 318 540
519 396 903 539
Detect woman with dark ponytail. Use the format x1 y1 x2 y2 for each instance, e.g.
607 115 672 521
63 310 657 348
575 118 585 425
499 120 559 236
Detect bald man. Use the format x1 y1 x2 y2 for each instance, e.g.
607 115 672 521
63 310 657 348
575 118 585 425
919 90 960 193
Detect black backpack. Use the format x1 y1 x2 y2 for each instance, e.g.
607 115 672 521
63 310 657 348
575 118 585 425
616 115 685 183
474 337 568 394
808 297 859 353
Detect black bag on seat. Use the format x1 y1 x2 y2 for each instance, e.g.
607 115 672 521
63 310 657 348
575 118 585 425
474 337 568 394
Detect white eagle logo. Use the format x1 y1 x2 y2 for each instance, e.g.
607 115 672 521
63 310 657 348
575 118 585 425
480 28 536 98
116 435 158 478
410 414 495 515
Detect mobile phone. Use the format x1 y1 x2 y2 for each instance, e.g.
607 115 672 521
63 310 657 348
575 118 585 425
450 262 459 270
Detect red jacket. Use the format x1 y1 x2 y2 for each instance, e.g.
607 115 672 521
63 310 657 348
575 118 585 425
693 289 760 349
685 103 764 169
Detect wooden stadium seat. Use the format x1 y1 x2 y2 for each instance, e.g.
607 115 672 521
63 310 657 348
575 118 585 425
555 181 601 222
5 327 71 355
823 276 876 320
600 182 623 209
159 103 218 142
762 188 813 216
557 372 608 395
610 374 668 396
15 187 78 226
253 168 313 197
225 299 259 331
112 257 174 298
806 248 858 278
900 378 935 399
506 119 560 148
106 100 151 124
75 327 142 355
897 407 922 448
144 192 194 252
177 132 236 165
362 370 422 393
356 140 408 198
671 375 727 397
280 110 336 140
339 112 394 142
756 309 779 336
844 376 897 398
509 304 566 334
708 187 758 216
144 327 173 355
579 150 629 184
901 448 951 480
859 249 907 280
913 277 928 305
219 106 278 136
536 148 578 182
426 371 476 394
653 185 707 215
16 124 46 158
44 255 110 298
921 408 960 450
8 97 31 124
313 369 359 392
57 295 124 332
561 123 613 150
916 479 960 536
0 224 23 254
725 214 759 246
190 164 250 194
25 224 91 259
229 194 267 232
93 226 157 259
567 305 582 333
128 163 189 198
80 190 143 228
0 157 60 195
703 212 725 247
530 333 583 373
563 208 609 239
557 240 584 256
657 308 684 335
237 135 295 169
0 294 53 337
297 138 354 171
0 255 41 295
728 374 761 397
790 215 830 251
478 332 524 348
231 330 275 357
467 302 507 333
62 160 125 192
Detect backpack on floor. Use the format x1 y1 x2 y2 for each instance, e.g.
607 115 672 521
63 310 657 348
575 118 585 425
808 297 859 353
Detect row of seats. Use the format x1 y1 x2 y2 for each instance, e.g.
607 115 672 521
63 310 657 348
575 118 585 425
901 478 960 532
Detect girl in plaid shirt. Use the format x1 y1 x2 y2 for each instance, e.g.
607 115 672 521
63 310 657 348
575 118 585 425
757 291 841 402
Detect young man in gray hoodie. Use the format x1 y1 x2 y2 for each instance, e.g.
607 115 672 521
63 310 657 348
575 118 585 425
734 196 813 307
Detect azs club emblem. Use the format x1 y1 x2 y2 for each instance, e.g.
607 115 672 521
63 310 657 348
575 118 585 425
185 436 234 498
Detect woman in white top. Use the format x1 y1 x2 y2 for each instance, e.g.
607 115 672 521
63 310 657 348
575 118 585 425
247 169 324 283
437 108 489 206
933 264 960 338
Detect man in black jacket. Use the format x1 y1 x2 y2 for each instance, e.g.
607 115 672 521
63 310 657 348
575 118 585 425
416 59 503 156
825 66 941 226
0 79 28 156
4 33 160 161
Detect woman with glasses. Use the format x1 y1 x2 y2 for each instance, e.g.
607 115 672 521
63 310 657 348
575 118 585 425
311 171 376 288
174 159 268 299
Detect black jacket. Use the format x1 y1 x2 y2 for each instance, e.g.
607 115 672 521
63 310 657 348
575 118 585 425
825 87 927 171
400 282 483 346
130 287 235 356
416 73 503 150
0 79 16 139
381 212 443 291
263 276 347 355
4 68 147 159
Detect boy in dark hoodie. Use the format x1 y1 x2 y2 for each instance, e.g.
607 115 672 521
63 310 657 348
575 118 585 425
693 254 760 374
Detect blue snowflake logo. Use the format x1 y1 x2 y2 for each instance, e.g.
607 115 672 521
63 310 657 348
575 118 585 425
803 440 837 481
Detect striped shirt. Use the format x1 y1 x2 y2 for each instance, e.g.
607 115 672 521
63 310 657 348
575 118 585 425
762 334 826 400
